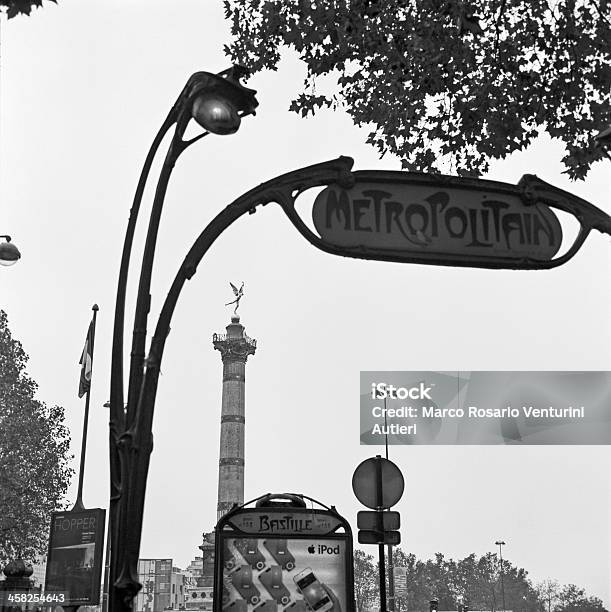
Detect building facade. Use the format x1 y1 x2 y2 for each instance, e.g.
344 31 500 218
134 559 185 612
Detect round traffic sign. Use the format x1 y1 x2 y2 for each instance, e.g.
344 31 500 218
352 456 404 509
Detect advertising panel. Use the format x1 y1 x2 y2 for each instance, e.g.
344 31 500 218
222 537 347 611
45 508 106 605
215 501 354 612
393 567 408 597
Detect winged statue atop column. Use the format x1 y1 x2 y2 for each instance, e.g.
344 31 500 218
226 281 244 315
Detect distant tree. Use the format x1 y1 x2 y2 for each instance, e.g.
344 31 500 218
354 548 378 611
357 549 607 612
382 549 541 611
424 553 458 608
450 553 498 610
0 0 56 19
491 554 540 612
428 551 536 610
224 0 610 179
537 579 561 612
554 584 608 612
0 310 73 566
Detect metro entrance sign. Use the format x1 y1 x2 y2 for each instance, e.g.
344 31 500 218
111 147 611 612
279 160 611 270
314 180 563 261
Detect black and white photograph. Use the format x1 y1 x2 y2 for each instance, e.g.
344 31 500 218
1 2 609 612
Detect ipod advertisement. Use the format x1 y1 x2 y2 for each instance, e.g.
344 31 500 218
221 537 347 611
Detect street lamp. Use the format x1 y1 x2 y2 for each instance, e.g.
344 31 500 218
0 235 20 266
109 67 351 612
495 540 507 612
108 65 258 612
190 68 256 134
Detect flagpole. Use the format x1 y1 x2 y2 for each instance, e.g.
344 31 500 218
73 303 99 512
384 397 396 612
101 518 111 612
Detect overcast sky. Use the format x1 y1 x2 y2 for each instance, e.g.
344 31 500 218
1 1 610 604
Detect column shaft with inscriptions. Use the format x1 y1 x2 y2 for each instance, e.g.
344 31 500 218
213 315 256 521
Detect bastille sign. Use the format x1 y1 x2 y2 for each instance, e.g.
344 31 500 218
215 494 355 612
279 162 611 270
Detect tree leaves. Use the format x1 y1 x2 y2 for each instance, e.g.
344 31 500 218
353 549 378 611
0 0 56 19
555 584 607 612
354 548 607 611
223 0 610 179
0 310 73 566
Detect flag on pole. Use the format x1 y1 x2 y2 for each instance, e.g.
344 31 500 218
78 319 94 398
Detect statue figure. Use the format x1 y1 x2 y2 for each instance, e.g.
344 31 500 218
226 281 244 315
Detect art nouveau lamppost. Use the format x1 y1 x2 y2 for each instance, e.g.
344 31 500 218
108 66 258 612
107 64 354 612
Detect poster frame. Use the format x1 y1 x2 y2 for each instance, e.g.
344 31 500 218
214 504 355 612
44 507 106 606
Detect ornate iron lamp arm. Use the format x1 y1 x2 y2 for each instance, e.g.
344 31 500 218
110 79 199 458
125 67 255 439
112 157 353 610
113 132 196 612
107 107 177 612
109 76 209 612
110 67 258 612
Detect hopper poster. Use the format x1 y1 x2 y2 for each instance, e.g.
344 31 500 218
45 508 106 605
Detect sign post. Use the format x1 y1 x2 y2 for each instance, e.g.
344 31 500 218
352 456 405 612
214 493 354 612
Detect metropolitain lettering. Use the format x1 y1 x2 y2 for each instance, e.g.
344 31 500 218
322 188 557 251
